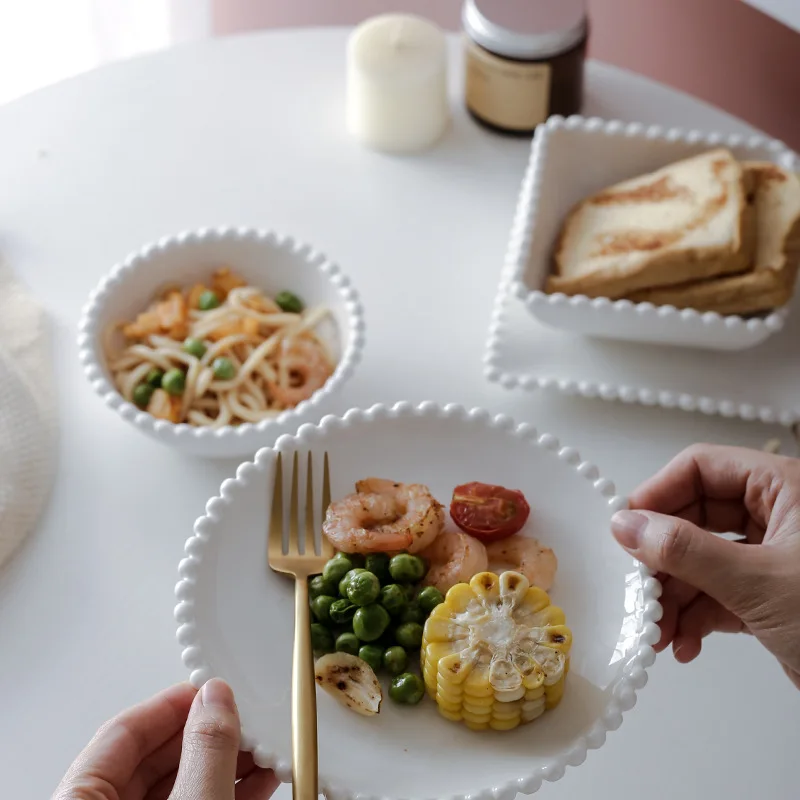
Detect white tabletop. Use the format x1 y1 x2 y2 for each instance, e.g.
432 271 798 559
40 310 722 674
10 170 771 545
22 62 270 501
0 28 797 800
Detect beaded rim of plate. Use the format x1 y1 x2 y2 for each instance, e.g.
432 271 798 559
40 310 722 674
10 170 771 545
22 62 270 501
175 400 663 800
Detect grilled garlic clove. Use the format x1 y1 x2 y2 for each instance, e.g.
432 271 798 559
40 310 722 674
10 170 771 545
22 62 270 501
314 653 382 716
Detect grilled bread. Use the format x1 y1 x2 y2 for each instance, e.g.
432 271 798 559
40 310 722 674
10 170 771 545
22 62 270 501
628 163 800 315
546 148 755 298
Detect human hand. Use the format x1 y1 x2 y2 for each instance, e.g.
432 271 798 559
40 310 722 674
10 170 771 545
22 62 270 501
610 444 800 689
53 679 279 799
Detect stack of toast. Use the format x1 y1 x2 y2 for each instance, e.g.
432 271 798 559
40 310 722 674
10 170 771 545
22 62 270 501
546 149 800 316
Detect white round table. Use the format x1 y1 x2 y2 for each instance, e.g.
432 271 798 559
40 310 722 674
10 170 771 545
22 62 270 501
0 28 797 799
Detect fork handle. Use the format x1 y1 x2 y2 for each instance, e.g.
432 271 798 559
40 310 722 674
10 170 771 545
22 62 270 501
292 577 318 800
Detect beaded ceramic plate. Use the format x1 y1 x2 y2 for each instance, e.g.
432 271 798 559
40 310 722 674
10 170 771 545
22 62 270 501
175 402 662 800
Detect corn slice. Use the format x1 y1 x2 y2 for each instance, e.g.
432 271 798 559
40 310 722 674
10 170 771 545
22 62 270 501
421 570 572 733
463 697 493 714
438 707 462 722
490 716 521 731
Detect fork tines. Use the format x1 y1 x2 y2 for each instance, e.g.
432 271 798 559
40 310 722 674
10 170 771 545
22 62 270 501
269 451 332 560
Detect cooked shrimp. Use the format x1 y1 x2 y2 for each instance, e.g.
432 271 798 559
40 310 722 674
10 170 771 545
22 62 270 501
323 478 445 554
485 537 557 591
421 526 488 594
268 338 332 407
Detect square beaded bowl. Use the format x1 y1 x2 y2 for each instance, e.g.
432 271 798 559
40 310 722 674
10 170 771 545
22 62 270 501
509 115 800 351
175 402 663 800
77 227 365 458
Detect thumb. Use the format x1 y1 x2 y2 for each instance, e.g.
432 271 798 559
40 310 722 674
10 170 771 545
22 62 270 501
170 679 241 800
611 510 770 613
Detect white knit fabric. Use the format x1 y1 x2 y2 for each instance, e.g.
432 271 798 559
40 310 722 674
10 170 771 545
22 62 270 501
0 259 56 568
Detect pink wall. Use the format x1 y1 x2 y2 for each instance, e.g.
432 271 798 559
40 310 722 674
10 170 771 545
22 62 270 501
212 0 800 149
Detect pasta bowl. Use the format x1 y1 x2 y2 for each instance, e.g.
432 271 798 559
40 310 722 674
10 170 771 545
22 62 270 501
77 227 365 458
175 401 662 800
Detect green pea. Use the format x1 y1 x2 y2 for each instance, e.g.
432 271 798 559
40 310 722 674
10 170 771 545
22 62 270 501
329 599 357 625
132 383 154 409
162 368 186 396
399 603 425 626
335 632 360 656
198 290 221 310
364 553 390 584
310 595 336 625
379 584 408 617
389 673 425 705
323 554 354 586
182 337 207 358
389 553 426 583
395 621 424 649
145 368 164 388
339 568 367 598
347 571 381 607
403 584 418 602
275 290 304 314
382 645 408 676
310 623 334 654
418 586 445 615
352 604 390 642
212 357 236 381
358 644 383 673
309 575 338 599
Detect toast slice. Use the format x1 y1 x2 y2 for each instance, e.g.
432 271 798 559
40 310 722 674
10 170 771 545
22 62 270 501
627 163 800 315
546 148 755 298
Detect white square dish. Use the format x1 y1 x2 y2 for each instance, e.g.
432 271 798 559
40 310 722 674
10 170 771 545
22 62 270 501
485 274 800 427
509 116 800 351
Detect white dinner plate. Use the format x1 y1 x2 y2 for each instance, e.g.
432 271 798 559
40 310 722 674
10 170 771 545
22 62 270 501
175 402 662 800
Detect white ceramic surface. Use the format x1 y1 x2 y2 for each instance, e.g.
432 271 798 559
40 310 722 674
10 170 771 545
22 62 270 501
176 402 661 800
2 31 800 800
511 115 799 351
486 266 800 426
77 227 365 457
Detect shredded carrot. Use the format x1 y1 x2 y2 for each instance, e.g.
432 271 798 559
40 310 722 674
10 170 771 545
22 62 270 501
156 291 187 329
187 284 208 310
148 389 176 421
168 321 189 340
168 395 183 423
212 267 246 300
207 319 261 341
123 310 161 338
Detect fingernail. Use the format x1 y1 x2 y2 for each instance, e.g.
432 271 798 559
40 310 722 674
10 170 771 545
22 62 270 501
201 678 237 712
611 511 648 550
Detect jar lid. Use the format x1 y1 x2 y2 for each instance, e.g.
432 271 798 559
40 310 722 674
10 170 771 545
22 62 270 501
462 0 587 60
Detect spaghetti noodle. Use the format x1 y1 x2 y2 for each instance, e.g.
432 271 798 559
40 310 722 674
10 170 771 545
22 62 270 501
106 268 334 426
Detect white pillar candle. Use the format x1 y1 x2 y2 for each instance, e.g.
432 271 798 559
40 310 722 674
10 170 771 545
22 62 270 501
346 14 449 154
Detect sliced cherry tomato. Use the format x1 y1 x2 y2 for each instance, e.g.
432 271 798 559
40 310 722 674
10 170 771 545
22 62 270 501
449 482 530 543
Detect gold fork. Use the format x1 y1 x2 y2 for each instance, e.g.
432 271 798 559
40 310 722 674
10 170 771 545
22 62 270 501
268 451 334 800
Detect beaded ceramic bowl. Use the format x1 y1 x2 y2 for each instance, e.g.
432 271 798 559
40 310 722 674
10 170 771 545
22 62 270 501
77 227 365 458
175 401 662 800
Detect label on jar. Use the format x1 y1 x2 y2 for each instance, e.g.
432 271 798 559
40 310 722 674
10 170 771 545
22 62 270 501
465 37 552 131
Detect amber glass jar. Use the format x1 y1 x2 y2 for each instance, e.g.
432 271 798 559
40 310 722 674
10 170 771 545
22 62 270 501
462 0 588 136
